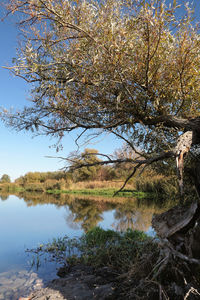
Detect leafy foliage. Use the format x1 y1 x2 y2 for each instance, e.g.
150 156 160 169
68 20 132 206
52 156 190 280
1 0 200 194
0 174 11 183
69 148 102 181
2 0 200 149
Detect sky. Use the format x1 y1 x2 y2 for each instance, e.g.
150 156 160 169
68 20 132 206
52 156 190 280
0 1 199 181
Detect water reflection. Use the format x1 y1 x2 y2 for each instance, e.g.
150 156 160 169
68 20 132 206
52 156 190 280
113 201 155 232
66 199 104 231
0 191 174 233
0 263 59 300
0 193 9 201
0 192 175 299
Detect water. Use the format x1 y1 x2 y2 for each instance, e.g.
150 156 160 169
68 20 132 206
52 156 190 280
0 192 165 299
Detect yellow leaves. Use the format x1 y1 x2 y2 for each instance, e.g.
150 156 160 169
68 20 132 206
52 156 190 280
6 0 200 121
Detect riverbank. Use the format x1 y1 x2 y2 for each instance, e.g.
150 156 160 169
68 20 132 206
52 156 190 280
0 174 178 201
0 182 151 198
24 264 116 300
46 188 149 198
23 227 200 300
23 228 157 300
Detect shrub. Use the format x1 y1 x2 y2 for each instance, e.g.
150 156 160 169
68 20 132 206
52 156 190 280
43 179 59 190
43 178 72 191
25 183 44 192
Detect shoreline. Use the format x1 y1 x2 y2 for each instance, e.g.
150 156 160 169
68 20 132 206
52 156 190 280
23 264 117 300
0 184 152 199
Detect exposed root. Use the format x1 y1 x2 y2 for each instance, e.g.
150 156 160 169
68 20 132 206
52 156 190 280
116 238 200 299
184 287 200 299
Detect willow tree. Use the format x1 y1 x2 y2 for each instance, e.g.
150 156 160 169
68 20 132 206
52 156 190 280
2 0 200 296
2 0 200 189
2 1 200 182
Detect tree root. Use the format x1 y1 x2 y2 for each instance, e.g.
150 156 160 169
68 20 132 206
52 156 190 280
184 287 200 300
121 237 200 299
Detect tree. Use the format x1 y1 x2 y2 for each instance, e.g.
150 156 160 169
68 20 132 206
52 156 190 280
1 0 200 296
0 174 11 183
1 0 200 194
68 148 102 181
112 144 142 180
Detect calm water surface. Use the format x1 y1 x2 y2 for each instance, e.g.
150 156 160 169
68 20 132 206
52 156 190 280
0 192 163 299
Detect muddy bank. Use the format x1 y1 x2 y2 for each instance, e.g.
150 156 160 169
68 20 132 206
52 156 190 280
25 264 117 300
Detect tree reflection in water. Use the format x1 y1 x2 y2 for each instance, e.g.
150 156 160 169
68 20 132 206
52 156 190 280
113 201 155 232
0 192 175 232
0 193 9 201
66 199 103 231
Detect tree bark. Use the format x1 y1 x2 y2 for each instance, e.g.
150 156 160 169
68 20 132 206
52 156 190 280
152 127 200 260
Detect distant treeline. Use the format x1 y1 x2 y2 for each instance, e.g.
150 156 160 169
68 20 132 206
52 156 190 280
0 147 181 198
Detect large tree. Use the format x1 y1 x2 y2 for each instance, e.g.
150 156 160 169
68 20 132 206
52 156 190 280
1 0 200 295
1 0 200 195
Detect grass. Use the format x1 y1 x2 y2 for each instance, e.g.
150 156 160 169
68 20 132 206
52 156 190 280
46 188 151 198
29 227 156 272
68 180 133 190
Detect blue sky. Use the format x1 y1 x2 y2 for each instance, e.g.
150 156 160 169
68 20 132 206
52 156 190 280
0 1 199 181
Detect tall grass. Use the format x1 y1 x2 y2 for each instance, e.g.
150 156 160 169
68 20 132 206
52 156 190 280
135 175 178 198
68 180 134 190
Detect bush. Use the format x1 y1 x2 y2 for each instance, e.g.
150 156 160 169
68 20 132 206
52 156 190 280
43 179 59 190
25 183 44 192
43 178 72 191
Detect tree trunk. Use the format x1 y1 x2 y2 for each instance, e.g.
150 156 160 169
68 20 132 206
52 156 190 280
153 157 200 256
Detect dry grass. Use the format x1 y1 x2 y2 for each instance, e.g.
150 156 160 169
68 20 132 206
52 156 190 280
68 180 135 190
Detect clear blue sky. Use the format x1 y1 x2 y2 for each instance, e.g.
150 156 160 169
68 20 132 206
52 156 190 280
0 1 199 181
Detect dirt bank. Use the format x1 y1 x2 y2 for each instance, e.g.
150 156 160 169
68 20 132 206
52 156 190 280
23 264 117 300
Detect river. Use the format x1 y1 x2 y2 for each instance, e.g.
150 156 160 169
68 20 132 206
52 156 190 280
0 191 168 299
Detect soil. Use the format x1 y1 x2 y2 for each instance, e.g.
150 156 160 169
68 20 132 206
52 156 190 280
21 264 118 300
